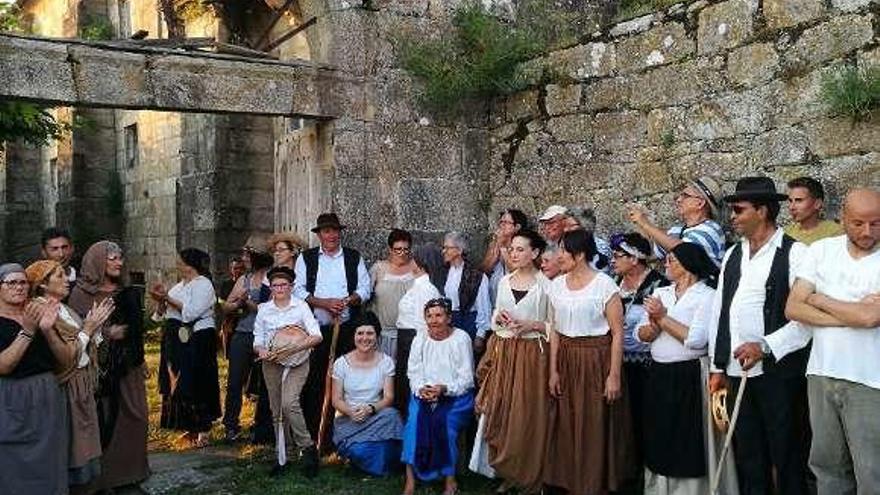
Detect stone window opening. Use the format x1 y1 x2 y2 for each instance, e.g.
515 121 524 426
124 123 138 169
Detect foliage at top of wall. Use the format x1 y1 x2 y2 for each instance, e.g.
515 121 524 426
0 4 25 32
398 0 577 112
174 0 212 23
820 66 880 121
80 16 114 41
0 102 74 147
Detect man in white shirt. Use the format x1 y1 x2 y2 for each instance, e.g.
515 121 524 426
440 232 491 353
40 227 76 284
706 177 809 495
779 188 880 495
293 212 371 447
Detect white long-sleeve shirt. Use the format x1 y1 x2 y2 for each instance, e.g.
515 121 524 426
252 297 322 350
636 282 713 363
396 274 442 333
407 328 474 396
293 247 371 325
704 229 806 377
165 275 216 331
444 264 492 338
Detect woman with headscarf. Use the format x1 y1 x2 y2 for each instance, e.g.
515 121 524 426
470 229 551 493
610 232 668 489
545 229 634 495
149 248 220 448
636 242 718 495
0 263 76 494
26 260 114 491
69 241 151 491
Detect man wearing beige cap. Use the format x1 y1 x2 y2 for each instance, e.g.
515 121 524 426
538 205 569 245
627 176 726 266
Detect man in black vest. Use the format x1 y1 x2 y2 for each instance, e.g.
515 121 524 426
706 177 809 495
293 213 371 447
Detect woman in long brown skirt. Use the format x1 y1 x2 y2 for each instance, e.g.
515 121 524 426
472 230 552 493
545 229 634 494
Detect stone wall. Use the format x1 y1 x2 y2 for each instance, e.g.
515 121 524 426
488 0 880 237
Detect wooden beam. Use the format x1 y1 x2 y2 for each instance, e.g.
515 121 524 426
254 0 298 50
262 16 317 52
212 42 278 59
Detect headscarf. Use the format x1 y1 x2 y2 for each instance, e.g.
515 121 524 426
68 241 121 317
671 242 719 288
0 263 25 282
25 260 62 297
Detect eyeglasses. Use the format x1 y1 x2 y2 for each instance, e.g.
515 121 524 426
441 245 460 251
497 219 515 226
273 247 291 253
676 190 702 201
0 280 28 288
270 282 291 289
391 247 411 254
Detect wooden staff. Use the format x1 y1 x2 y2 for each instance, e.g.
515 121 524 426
712 371 749 495
316 317 341 453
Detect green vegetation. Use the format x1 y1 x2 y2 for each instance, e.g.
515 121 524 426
819 66 880 121
0 101 74 146
614 0 681 22
175 0 212 23
398 0 577 111
80 16 114 41
660 129 676 149
0 3 24 32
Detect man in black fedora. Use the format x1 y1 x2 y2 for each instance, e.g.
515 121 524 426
704 176 811 495
293 212 371 451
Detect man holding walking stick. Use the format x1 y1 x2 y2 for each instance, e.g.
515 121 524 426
295 213 372 456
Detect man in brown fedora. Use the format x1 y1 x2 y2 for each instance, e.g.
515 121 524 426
703 176 810 495
293 213 371 452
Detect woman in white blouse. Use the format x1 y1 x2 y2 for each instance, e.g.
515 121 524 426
331 312 403 476
401 298 474 495
150 248 220 448
470 229 551 493
545 229 634 495
637 242 718 495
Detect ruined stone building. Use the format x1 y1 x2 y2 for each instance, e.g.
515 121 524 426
1 0 878 283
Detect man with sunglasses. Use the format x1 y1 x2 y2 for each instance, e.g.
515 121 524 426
703 176 810 495
627 176 726 266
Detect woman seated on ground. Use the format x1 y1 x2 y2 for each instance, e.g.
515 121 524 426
402 298 475 495
636 242 718 495
26 260 115 490
331 312 403 476
0 263 76 494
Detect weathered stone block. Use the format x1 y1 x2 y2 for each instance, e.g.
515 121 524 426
372 123 463 179
763 0 824 30
831 0 875 12
804 117 880 158
373 70 418 124
728 43 779 87
787 15 874 69
753 127 809 166
859 47 880 70
610 14 654 38
546 114 594 143
505 90 541 122
697 0 759 55
372 0 429 16
397 179 486 231
668 152 753 182
583 76 632 111
771 66 831 126
546 84 583 116
629 57 726 109
335 178 395 229
0 36 76 102
615 22 695 74
681 85 777 140
593 111 646 151
547 42 616 81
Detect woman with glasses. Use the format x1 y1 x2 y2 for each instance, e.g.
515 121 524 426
369 229 416 360
636 242 717 495
481 209 528 303
26 259 114 491
402 298 475 495
610 232 668 489
545 229 634 495
69 241 151 492
0 263 76 494
150 248 220 449
331 311 403 476
253 266 323 477
269 232 304 270
471 229 551 493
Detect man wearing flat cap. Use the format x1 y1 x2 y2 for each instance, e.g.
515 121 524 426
628 176 727 266
293 213 371 445
700 177 810 495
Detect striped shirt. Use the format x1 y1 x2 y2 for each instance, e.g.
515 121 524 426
654 219 726 266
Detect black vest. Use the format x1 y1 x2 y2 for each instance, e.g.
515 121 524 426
302 247 362 317
714 234 808 377
440 262 483 313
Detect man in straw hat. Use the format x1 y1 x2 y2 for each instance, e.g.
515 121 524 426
774 188 880 495
627 176 727 266
701 176 810 495
293 213 371 448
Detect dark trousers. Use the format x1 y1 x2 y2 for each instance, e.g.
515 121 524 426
729 373 808 495
395 328 417 420
300 321 356 449
222 332 272 439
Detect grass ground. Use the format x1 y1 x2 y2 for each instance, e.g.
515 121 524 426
143 334 499 494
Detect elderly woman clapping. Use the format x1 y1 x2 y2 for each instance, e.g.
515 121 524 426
331 311 403 476
636 242 719 494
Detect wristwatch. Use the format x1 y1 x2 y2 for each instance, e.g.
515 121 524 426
759 340 772 358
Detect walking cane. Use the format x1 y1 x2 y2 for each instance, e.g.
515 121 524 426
711 371 749 495
316 316 341 454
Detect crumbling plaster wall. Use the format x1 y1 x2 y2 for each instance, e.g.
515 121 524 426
488 0 880 238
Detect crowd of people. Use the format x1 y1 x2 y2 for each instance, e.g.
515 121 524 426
0 174 877 495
